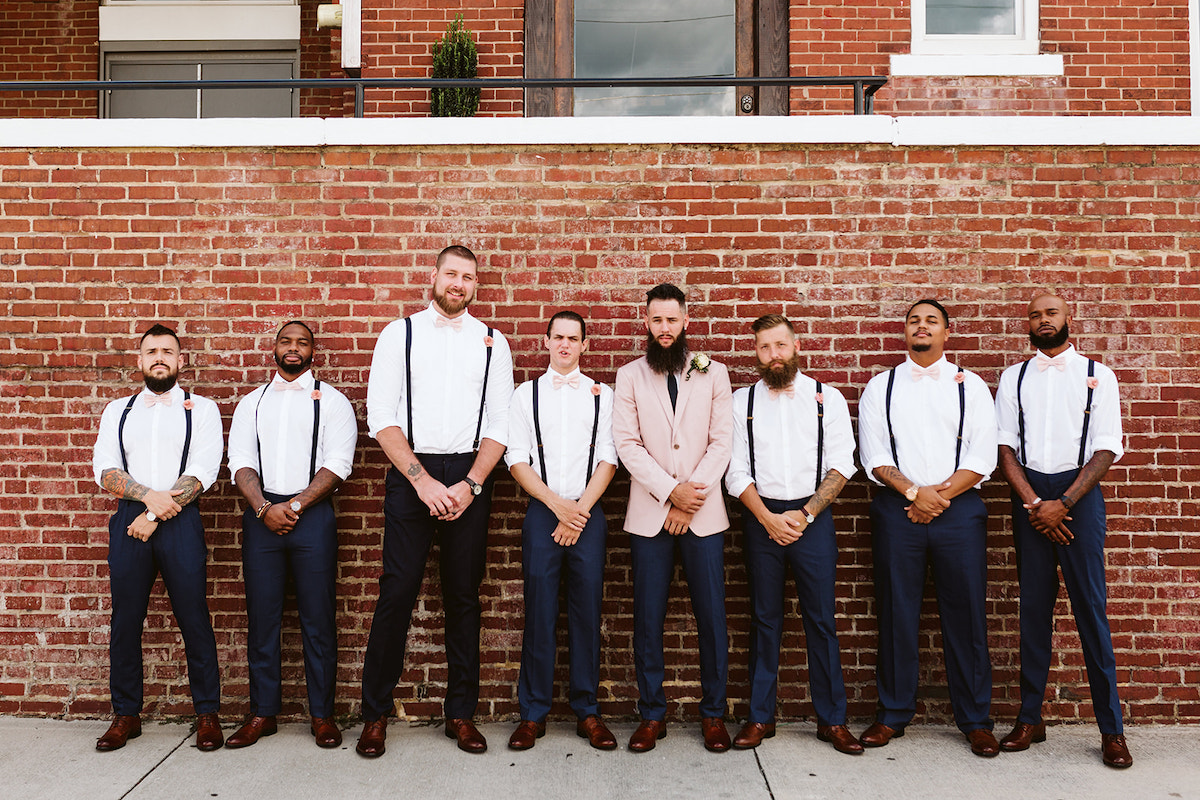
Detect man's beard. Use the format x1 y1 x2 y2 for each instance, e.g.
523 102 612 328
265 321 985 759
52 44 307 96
756 353 801 391
433 286 470 317
1029 321 1069 351
275 352 313 377
143 369 177 394
911 342 932 353
646 331 689 375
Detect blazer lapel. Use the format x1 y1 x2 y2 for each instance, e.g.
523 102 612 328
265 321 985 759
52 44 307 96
674 364 694 421
649 362 675 423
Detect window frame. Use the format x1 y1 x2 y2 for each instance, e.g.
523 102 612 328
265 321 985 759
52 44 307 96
910 0 1041 57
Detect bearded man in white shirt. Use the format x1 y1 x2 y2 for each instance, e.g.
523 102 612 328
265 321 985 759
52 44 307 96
856 300 1000 758
725 314 862 756
91 323 224 753
357 245 514 758
995 294 1132 769
504 310 619 752
226 321 358 750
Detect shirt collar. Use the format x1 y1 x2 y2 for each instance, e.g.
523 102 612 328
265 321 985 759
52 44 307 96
427 301 474 326
140 384 183 400
1034 343 1078 361
544 366 582 380
903 354 950 374
272 369 314 389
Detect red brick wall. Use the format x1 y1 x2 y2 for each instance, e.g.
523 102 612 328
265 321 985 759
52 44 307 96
0 1 99 118
1 142 1197 726
792 0 1192 115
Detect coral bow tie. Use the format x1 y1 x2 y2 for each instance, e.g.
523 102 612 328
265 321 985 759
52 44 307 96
1036 353 1068 372
768 385 795 400
433 314 463 332
552 374 580 390
272 378 305 391
910 364 940 382
143 392 173 407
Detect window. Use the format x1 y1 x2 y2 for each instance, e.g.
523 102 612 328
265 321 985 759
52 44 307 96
910 0 1039 56
105 52 297 119
526 0 788 117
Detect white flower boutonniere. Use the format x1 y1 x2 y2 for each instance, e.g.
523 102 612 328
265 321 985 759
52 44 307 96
685 352 711 381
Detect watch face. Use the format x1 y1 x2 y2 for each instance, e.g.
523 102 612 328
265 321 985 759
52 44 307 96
145 511 156 522
290 501 302 512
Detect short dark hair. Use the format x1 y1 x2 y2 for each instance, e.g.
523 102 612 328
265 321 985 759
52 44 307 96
906 298 950 327
751 314 794 335
140 323 180 348
277 320 315 342
547 310 587 340
436 244 478 269
646 283 686 308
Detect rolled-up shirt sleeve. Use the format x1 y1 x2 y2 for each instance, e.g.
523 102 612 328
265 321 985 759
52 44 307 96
823 386 858 482
595 383 617 467
857 374 893 483
725 388 754 500
182 396 223 491
320 389 358 481
995 366 1021 453
92 399 124 486
366 319 407 440
226 389 262 479
480 331 514 447
1089 366 1124 462
504 381 535 471
958 373 998 481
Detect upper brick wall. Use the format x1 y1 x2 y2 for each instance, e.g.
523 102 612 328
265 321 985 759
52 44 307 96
0 142 1197 725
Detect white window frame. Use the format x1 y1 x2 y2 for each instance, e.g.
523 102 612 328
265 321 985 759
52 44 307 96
894 0 1063 77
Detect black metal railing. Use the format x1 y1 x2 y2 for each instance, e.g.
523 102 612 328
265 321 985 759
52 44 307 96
0 75 888 117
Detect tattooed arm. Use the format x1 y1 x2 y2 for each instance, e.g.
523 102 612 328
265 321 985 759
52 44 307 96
100 467 183 519
799 468 848 517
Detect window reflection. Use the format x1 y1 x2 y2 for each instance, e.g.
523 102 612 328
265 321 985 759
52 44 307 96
574 0 735 116
925 0 1016 36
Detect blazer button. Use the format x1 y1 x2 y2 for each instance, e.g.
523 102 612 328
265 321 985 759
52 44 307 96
673 444 680 449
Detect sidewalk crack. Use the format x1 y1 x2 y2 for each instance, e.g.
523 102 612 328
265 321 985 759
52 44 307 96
118 730 190 799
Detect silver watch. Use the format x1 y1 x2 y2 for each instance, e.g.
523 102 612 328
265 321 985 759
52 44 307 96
145 511 157 522
802 508 815 524
290 500 302 513
464 477 482 496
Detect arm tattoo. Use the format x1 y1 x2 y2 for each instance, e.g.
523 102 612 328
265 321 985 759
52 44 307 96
100 468 149 501
873 465 911 493
807 469 848 516
1066 451 1114 502
406 461 425 480
170 475 204 507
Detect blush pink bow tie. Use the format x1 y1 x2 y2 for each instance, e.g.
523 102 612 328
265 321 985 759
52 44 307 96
552 374 580 390
433 314 463 332
1036 353 1068 372
768 385 795 400
143 392 173 407
910 364 940 382
273 378 306 391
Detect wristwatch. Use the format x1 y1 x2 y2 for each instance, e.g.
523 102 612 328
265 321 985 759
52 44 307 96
464 476 483 496
145 511 157 522
904 485 919 502
801 507 815 524
290 500 302 513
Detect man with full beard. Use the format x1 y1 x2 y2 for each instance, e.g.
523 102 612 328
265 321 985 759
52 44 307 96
856 300 1000 757
724 315 862 755
613 283 733 753
995 294 1132 768
91 324 224 752
225 321 357 749
357 245 514 758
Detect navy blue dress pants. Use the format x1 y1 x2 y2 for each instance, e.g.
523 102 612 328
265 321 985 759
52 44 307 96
361 456 491 722
742 499 848 726
516 498 607 722
1012 468 1123 734
107 500 220 716
630 528 728 721
242 492 338 718
870 489 992 733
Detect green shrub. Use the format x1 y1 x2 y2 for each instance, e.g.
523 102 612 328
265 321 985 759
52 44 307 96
431 15 480 117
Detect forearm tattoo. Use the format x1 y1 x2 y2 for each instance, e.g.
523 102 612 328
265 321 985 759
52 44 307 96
406 461 425 480
100 468 149 501
170 475 204 507
808 469 848 515
873 465 910 493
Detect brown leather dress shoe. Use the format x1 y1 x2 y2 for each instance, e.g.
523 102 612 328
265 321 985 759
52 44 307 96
965 728 1000 757
818 724 865 755
225 715 277 749
356 718 387 758
701 717 731 753
195 713 224 752
576 715 617 751
732 721 776 749
859 722 904 748
446 718 488 753
999 721 1046 752
311 717 342 748
96 715 142 752
1102 733 1133 768
507 719 546 751
628 719 667 752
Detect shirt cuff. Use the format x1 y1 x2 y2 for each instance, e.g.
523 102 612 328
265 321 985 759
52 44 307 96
1090 436 1124 462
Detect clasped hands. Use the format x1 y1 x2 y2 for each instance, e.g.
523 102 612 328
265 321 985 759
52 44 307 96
904 482 953 524
663 481 706 536
414 474 476 522
126 488 184 541
1024 497 1074 545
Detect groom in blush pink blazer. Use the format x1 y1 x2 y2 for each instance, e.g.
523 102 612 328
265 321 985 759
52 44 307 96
613 283 733 754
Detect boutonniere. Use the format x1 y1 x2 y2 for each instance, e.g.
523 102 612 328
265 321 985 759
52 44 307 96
591 384 601 396
182 399 194 410
685 353 711 381
814 392 824 403
1087 376 1099 389
954 371 966 384
310 389 322 400
484 335 494 348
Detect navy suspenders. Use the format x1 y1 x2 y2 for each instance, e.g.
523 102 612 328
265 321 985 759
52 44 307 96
404 316 493 453
117 389 193 478
885 365 965 472
253 379 323 485
1016 357 1096 469
531 375 602 488
746 381 825 495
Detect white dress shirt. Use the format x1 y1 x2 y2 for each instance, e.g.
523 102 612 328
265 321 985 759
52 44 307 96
92 385 222 492
505 368 617 501
227 370 358 495
858 355 997 487
996 345 1123 474
726 374 857 501
366 303 514 453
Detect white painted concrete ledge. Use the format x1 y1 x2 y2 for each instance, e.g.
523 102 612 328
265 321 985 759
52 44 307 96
2 115 1200 149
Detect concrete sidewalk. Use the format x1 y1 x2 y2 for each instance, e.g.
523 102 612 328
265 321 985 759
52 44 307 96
2 717 1197 800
